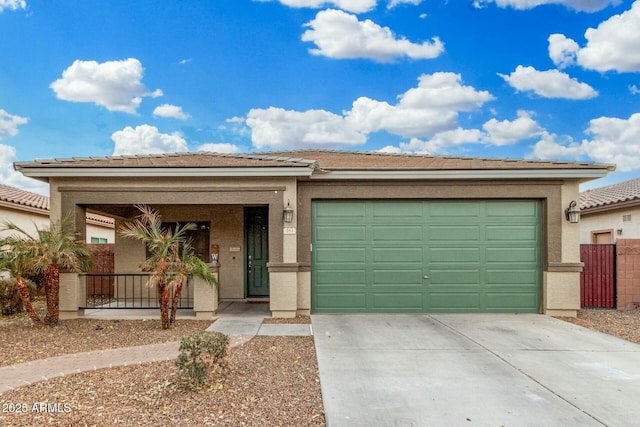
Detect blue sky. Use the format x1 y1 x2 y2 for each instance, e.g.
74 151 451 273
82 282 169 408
1 0 639 194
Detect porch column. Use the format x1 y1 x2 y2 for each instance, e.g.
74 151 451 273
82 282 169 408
193 262 219 319
59 272 84 319
267 263 299 318
543 182 582 317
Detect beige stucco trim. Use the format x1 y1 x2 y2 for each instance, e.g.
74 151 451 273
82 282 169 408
312 169 610 180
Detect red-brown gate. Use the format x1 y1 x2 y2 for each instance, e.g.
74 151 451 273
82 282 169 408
580 244 615 308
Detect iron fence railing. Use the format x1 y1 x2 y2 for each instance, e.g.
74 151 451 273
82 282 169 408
80 273 193 309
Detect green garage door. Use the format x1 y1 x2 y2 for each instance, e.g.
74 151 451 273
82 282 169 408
312 200 541 313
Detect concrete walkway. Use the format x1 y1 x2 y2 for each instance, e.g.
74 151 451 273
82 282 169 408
0 302 311 394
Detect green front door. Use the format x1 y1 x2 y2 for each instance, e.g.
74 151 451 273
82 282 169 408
312 200 541 313
245 206 269 298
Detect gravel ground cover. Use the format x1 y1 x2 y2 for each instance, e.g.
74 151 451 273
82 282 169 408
0 302 325 426
0 336 324 427
557 308 640 345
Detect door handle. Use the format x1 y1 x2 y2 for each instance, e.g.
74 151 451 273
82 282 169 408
423 276 430 279
248 255 252 273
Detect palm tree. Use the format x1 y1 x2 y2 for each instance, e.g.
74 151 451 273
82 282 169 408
0 215 92 325
119 205 217 329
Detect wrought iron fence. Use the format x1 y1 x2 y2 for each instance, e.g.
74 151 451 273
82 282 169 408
80 273 193 309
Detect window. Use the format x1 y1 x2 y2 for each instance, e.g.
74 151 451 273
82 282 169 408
90 237 108 244
161 222 210 262
623 214 632 222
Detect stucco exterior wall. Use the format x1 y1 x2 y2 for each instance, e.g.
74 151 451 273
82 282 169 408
580 206 640 244
0 205 48 239
46 174 589 317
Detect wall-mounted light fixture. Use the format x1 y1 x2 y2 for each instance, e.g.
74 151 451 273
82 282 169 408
565 200 580 224
283 201 294 223
617 229 623 236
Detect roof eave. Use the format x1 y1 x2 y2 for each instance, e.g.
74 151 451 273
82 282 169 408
310 169 612 180
15 166 315 179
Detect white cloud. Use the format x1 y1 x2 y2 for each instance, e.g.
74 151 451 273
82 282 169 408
397 129 485 153
532 113 640 171
246 107 366 149
388 0 424 8
499 65 598 99
50 58 162 114
0 109 28 139
347 72 493 137
302 9 443 62
548 34 579 68
473 0 619 12
0 0 26 12
550 2 640 72
483 110 544 145
197 143 241 153
263 0 376 13
0 144 48 194
153 104 190 120
111 125 188 155
244 72 493 149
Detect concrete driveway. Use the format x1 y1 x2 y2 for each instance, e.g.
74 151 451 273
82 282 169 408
311 314 640 427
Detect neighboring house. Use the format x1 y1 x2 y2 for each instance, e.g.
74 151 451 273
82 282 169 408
14 150 613 319
0 184 115 243
580 177 640 244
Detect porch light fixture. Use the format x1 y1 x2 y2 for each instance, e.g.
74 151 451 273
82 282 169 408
283 201 294 223
565 200 580 224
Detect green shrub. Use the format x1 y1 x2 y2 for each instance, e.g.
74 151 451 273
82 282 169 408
176 331 229 390
0 278 37 316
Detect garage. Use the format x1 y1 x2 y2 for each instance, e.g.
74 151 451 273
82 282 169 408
312 200 541 313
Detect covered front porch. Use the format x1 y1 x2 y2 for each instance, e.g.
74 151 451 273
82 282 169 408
52 177 307 320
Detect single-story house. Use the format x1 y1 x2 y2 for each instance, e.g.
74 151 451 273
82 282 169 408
13 150 614 318
0 184 115 243
580 177 640 244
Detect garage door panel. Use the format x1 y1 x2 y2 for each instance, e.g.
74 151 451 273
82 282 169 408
484 293 538 310
429 269 480 285
372 202 423 218
486 225 538 241
372 269 423 286
485 201 538 217
486 269 538 285
429 293 480 310
372 293 423 310
429 202 480 217
316 270 366 285
430 247 480 263
312 200 540 314
315 202 366 218
315 247 366 263
314 293 367 311
429 225 480 241
373 225 423 241
486 248 538 263
315 226 366 242
373 248 422 263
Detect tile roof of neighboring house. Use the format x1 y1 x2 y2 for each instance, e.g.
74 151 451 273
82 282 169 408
580 177 640 211
0 184 49 210
14 149 613 171
0 184 114 226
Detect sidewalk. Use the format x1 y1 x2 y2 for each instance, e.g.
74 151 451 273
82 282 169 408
0 302 312 394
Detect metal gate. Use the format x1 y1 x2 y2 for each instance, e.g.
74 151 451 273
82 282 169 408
580 244 616 308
